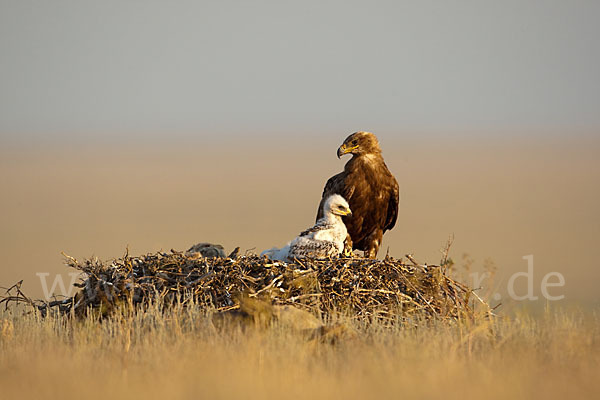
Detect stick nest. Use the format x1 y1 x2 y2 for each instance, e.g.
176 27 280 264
3 248 489 321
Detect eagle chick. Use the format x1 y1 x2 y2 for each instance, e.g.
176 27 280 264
261 195 352 262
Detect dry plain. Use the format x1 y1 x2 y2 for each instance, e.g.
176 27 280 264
1 133 599 399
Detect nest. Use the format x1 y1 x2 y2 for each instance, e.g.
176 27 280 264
2 246 489 321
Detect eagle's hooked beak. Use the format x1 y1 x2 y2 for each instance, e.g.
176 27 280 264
337 144 359 159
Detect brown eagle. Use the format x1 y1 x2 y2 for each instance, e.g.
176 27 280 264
316 132 399 258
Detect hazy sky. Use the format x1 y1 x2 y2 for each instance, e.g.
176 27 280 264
1 1 599 142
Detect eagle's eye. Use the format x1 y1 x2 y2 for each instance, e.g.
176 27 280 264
351 139 358 146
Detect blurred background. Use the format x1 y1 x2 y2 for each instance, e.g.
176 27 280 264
1 1 598 307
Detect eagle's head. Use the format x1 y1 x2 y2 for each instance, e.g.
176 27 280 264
324 194 352 217
337 131 382 159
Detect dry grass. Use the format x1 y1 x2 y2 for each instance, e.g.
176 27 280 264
1 304 598 400
0 249 598 399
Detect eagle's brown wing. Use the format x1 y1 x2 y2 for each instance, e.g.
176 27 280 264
384 178 400 232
